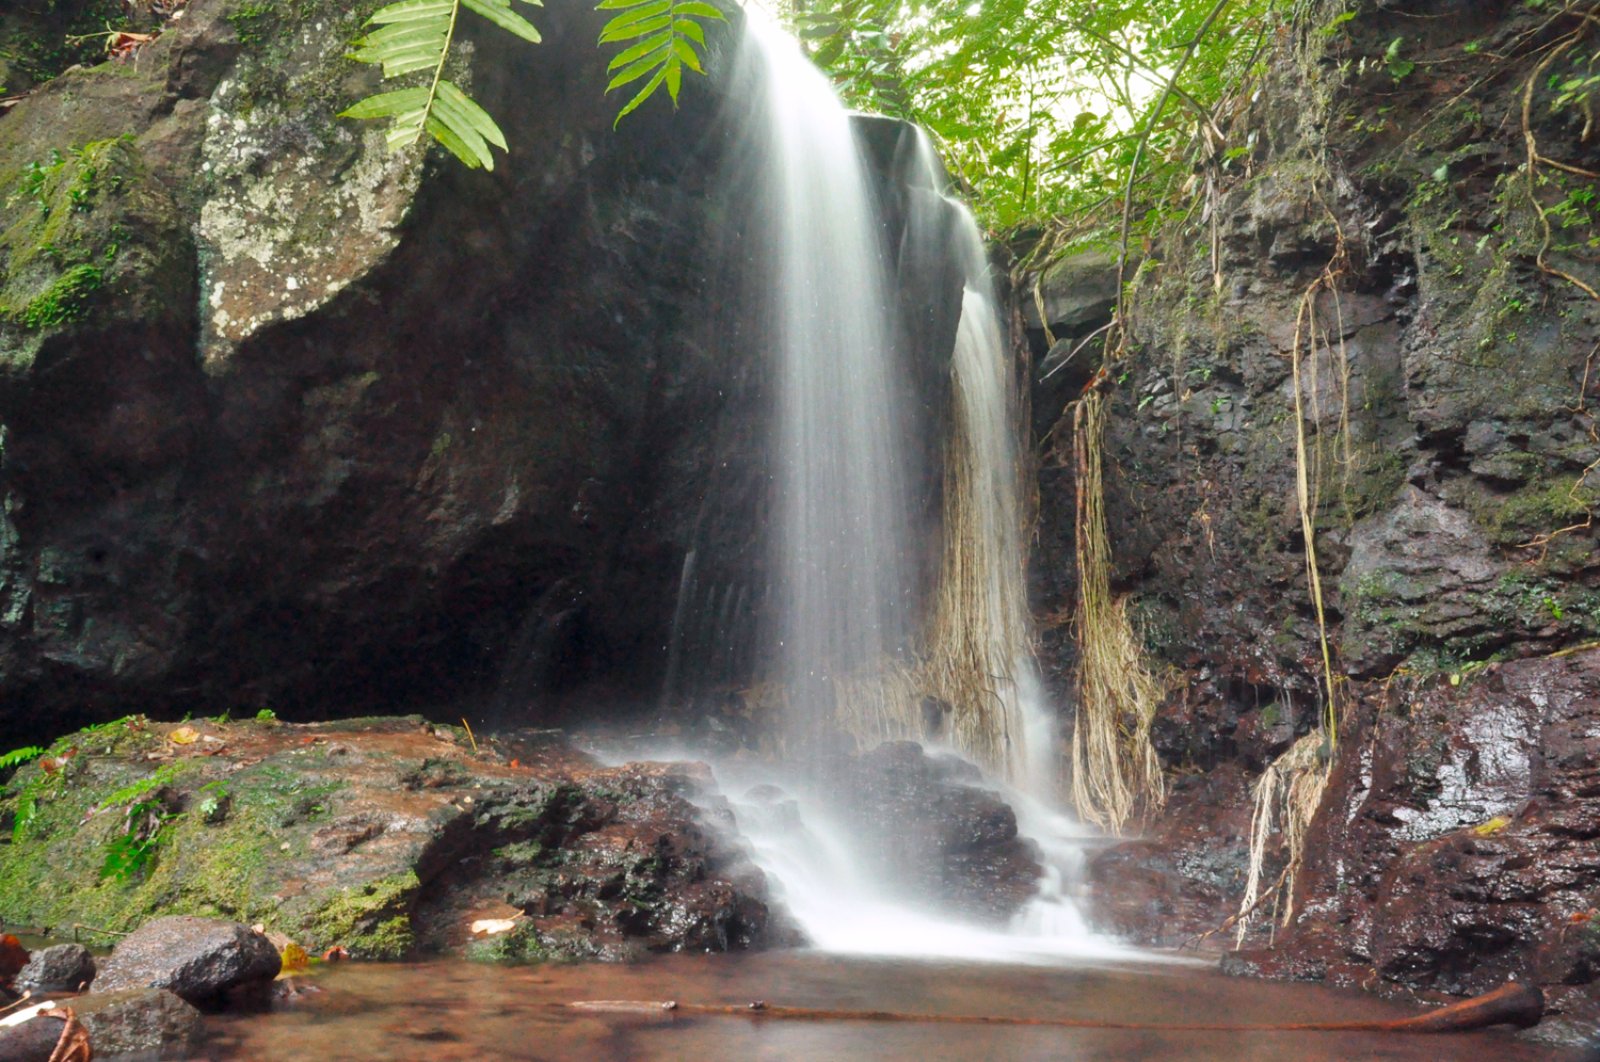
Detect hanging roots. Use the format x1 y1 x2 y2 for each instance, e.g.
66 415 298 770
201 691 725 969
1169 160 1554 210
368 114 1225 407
790 316 1038 783
1234 730 1331 945
1070 391 1167 832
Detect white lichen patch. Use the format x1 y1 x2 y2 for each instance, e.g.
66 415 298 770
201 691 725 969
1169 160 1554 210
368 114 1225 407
194 24 426 369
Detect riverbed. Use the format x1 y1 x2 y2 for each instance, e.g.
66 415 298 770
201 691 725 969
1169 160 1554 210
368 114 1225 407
204 950 1573 1060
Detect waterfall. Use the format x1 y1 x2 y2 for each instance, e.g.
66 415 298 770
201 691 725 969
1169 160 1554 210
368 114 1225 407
735 14 916 756
732 13 1050 788
616 9 1150 961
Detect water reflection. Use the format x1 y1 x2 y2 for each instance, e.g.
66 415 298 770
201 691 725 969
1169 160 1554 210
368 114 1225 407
205 951 1570 1061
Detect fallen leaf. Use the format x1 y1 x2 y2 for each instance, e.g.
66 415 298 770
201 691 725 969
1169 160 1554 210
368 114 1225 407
0 934 28 981
0 1000 52 1029
41 1006 92 1062
279 941 311 975
1472 816 1510 837
322 946 349 962
470 918 520 937
170 726 200 746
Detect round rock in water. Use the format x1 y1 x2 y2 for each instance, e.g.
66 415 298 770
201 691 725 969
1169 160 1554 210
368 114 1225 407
15 942 96 993
95 916 281 1006
72 988 204 1058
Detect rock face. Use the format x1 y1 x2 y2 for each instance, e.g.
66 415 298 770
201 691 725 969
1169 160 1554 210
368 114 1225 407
0 716 780 964
828 741 1042 922
0 0 964 742
95 916 280 1006
1025 0 1599 1042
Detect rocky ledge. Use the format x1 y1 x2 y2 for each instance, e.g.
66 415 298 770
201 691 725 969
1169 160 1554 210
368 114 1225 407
0 715 782 964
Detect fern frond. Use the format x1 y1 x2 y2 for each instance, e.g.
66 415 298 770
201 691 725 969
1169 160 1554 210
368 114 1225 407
343 0 543 170
0 746 43 772
597 0 726 128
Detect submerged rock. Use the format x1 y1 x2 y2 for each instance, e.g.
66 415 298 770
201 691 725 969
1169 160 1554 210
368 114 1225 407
71 988 204 1059
95 916 280 1006
828 741 1042 922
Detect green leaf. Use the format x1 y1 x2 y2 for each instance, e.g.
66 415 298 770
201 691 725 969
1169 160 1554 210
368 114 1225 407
0 745 43 771
600 11 674 43
369 0 454 24
426 112 492 169
462 0 542 42
340 86 431 119
436 80 508 149
614 63 671 127
607 34 672 72
597 0 723 125
344 0 540 169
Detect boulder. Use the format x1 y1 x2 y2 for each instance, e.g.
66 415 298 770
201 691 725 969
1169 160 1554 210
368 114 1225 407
15 943 95 993
95 917 279 1007
0 717 780 967
827 741 1042 922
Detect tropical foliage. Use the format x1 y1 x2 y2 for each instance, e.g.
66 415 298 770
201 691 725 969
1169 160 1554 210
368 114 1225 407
343 0 545 170
600 0 729 127
344 0 727 164
784 0 1285 235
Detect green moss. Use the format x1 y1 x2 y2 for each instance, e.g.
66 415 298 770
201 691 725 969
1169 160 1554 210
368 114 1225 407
17 264 102 327
466 921 549 964
306 872 419 959
1474 479 1597 546
0 137 145 342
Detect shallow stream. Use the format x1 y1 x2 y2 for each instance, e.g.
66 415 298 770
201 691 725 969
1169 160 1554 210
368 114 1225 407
204 951 1570 1060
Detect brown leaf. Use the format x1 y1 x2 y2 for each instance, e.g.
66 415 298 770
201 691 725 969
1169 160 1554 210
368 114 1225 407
42 1007 91 1062
0 935 29 981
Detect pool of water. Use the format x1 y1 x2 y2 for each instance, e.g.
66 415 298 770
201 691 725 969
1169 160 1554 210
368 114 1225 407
202 951 1572 1060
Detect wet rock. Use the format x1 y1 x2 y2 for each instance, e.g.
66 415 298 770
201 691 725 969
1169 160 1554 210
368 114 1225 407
0 717 779 967
827 741 1042 922
418 758 785 962
15 943 95 993
1255 652 1600 1040
72 988 203 1059
95 917 280 1007
1021 251 1120 337
1085 765 1254 946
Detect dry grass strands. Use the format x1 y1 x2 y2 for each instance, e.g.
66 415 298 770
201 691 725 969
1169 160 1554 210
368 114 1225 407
1235 730 1331 945
1070 392 1167 832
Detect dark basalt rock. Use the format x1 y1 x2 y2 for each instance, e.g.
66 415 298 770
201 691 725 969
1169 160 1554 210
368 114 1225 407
95 917 280 1007
15 943 95 994
1028 0 1600 1042
826 741 1042 923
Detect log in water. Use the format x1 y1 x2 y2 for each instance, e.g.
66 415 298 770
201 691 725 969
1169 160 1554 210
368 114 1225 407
568 979 1544 1035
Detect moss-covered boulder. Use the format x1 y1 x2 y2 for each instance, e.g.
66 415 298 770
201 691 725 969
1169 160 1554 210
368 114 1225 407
0 715 778 962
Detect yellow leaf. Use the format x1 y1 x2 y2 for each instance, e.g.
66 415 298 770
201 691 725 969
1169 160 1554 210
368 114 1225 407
279 941 311 974
170 726 200 745
1472 816 1510 836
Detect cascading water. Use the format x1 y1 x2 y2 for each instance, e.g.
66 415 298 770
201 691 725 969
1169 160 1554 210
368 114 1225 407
642 10 1148 962
740 14 916 754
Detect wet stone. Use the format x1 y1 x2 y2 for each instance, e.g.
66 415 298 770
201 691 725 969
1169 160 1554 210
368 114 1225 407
94 917 280 1007
16 943 96 993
